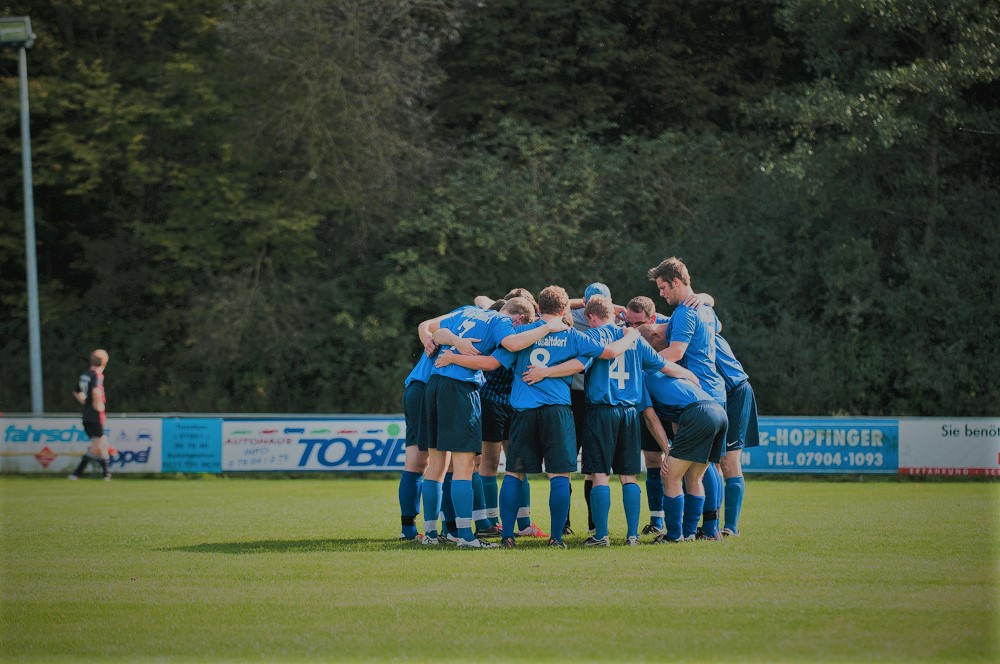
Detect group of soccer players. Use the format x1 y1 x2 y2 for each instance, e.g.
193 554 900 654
396 256 759 548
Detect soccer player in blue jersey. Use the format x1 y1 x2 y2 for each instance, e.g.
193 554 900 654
647 257 728 539
636 325 728 543
474 289 550 540
436 286 640 548
420 298 561 548
524 295 699 547
714 332 760 537
398 350 434 540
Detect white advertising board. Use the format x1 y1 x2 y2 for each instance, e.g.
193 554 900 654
898 418 1000 476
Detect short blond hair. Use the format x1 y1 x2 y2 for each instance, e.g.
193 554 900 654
538 285 569 316
501 296 535 323
90 349 109 368
583 295 613 321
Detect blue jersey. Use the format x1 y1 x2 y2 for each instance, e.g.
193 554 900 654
639 372 715 424
404 352 436 387
715 334 749 393
666 304 726 406
432 307 514 384
495 323 607 410
583 324 665 406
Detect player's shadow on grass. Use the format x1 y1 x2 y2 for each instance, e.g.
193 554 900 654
166 538 417 554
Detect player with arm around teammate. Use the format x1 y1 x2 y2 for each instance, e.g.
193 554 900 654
523 295 699 546
419 298 561 548
636 326 728 543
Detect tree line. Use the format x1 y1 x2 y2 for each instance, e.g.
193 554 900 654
1 0 997 416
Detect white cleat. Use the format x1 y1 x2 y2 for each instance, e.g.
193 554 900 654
624 536 641 547
67 475 79 481
456 538 498 549
420 535 440 546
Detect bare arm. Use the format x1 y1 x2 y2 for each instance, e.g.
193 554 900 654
682 292 715 308
73 391 85 406
434 350 500 371
659 340 688 364
659 360 700 387
522 359 585 385
641 407 671 455
501 318 569 352
418 312 455 355
598 327 640 360
474 295 495 309
432 328 481 356
568 297 585 310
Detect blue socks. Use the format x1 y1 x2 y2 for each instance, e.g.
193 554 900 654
420 479 442 539
451 479 474 541
398 470 422 539
701 464 723 538
549 476 571 541
664 494 684 541
683 493 705 539
622 482 641 539
591 485 611 539
724 476 745 534
441 472 456 536
471 472 491 531
517 476 532 531
499 474 523 539
481 474 500 526
646 471 664 529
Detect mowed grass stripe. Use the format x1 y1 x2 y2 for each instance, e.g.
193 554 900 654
1 477 996 662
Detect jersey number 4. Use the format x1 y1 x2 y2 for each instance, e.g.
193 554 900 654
609 356 630 390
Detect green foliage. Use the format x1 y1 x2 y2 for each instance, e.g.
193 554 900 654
1 0 996 415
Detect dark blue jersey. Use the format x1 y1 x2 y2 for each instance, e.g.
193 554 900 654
715 334 749 393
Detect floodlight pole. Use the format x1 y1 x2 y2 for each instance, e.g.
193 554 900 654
19 44 43 414
3 17 42 414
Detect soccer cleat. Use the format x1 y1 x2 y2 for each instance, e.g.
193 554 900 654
624 536 641 547
398 533 422 542
420 535 440 546
583 535 610 547
516 523 550 538
695 528 722 541
501 537 516 549
722 527 740 538
441 532 460 545
588 528 597 537
546 538 568 549
67 475 79 481
641 524 665 536
456 537 498 549
652 533 688 544
562 524 574 536
103 474 112 481
475 524 503 538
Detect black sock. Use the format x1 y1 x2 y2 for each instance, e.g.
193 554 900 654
99 458 110 476
72 455 92 477
565 482 573 527
584 479 594 530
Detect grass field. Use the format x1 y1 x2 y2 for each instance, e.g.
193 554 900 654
1 476 997 662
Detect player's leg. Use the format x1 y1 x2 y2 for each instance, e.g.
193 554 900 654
450 451 482 545
398 445 427 540
660 456 694 542
580 406 613 545
502 410 543 546
641 417 666 533
421 449 449 542
440 463 457 540
95 434 111 479
471 456 492 534
398 381 427 539
682 463 709 539
616 407 643 543
478 441 502 531
698 461 723 539
70 429 101 479
722 381 756 536
542 405 578 545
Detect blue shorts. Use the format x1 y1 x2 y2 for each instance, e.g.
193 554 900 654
482 398 513 443
581 405 641 475
726 380 760 451
421 374 482 454
670 401 728 465
402 380 426 448
507 405 577 474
